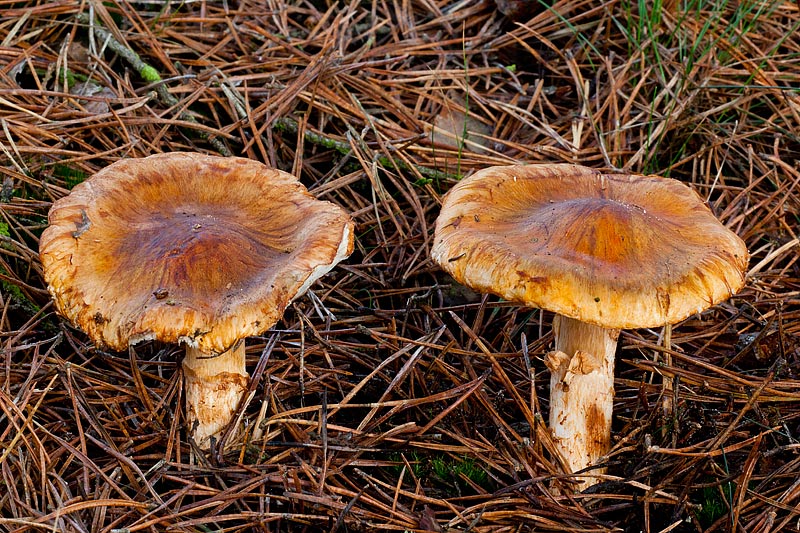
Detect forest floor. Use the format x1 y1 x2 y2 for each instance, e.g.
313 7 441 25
2 1 800 532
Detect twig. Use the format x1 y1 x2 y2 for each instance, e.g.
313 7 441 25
77 11 459 181
75 12 232 156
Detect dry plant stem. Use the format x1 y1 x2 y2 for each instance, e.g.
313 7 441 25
75 13 232 157
274 118 456 182
182 341 249 448
546 315 619 490
76 12 456 180
662 324 674 441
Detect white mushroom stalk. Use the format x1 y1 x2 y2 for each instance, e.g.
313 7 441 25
545 316 618 489
183 342 248 447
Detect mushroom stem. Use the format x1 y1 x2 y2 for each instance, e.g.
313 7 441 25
545 315 619 489
182 341 249 448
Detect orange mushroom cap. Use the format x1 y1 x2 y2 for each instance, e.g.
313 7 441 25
40 153 354 353
432 164 749 329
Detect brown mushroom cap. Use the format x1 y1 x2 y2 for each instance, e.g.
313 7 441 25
40 153 354 353
432 164 749 329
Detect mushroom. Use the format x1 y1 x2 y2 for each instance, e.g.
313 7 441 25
40 153 354 448
431 164 748 488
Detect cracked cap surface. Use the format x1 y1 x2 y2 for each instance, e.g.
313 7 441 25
40 152 354 353
431 164 749 329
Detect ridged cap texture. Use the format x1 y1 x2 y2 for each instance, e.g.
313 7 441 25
40 152 354 353
432 164 749 329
